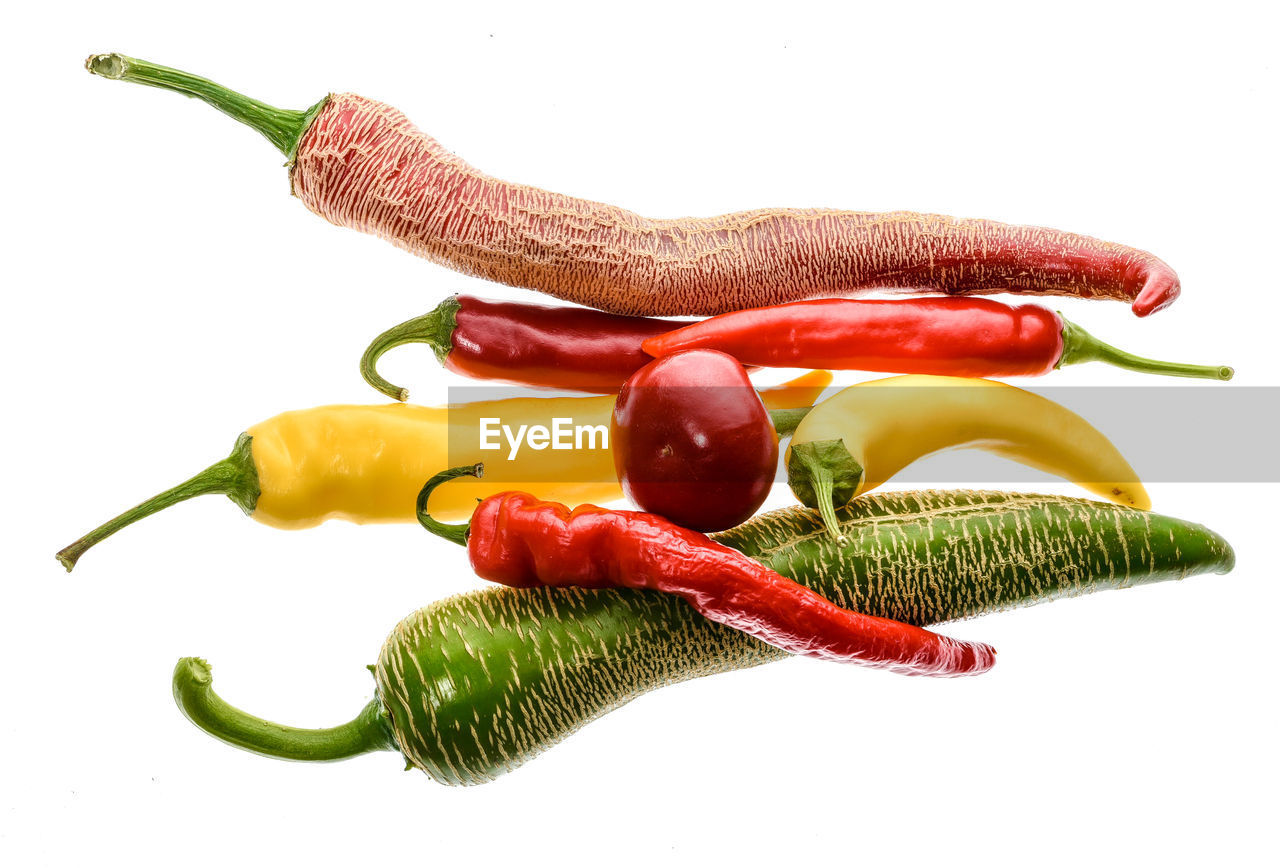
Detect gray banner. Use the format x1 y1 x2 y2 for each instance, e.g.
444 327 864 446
445 385 1280 484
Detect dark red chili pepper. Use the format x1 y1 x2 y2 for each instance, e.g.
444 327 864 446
416 465 996 678
361 295 685 399
612 350 779 533
642 298 1233 381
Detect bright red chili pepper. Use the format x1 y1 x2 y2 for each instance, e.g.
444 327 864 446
416 465 996 678
361 295 685 399
641 298 1233 381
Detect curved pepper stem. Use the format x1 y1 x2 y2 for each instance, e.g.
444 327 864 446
360 297 462 401
173 658 396 762
1057 316 1234 380
416 464 484 546
55 434 259 572
84 53 327 162
786 439 865 545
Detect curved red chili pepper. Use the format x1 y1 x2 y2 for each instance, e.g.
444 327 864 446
642 297 1233 381
417 465 996 678
362 295 685 399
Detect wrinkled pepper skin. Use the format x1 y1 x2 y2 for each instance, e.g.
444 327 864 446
88 54 1182 318
172 492 1234 784
446 485 994 676
374 491 1233 785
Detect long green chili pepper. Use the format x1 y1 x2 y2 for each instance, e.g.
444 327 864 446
173 491 1234 785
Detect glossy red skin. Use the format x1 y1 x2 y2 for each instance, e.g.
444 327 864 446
445 296 682 392
466 491 995 677
611 350 777 532
643 297 1065 377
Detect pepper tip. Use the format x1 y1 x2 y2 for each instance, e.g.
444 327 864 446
174 656 213 688
85 53 126 79
1131 269 1180 317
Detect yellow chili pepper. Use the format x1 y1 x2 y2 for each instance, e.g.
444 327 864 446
250 400 623 529
56 372 830 571
786 374 1149 541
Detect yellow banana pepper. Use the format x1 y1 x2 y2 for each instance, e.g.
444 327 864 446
786 374 1149 541
57 371 830 570
250 399 621 528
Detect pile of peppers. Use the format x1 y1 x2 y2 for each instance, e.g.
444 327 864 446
60 56 1244 784
61 286 1237 691
381 293 1228 676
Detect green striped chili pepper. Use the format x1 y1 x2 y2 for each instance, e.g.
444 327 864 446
173 490 1234 786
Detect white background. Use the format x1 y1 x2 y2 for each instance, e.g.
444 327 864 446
4 2 1277 865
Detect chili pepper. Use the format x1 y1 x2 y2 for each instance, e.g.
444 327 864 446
786 375 1149 542
171 490 1235 785
417 464 996 676
642 297 1234 380
55 377 825 571
612 350 782 532
87 53 1179 317
361 295 685 398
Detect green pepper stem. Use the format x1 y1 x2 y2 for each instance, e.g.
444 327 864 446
361 297 462 401
786 439 865 545
1057 317 1234 380
173 658 396 762
767 406 812 439
55 433 259 573
416 464 484 546
801 460 847 545
84 53 327 162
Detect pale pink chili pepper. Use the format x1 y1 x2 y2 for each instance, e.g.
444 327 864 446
88 53 1180 317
